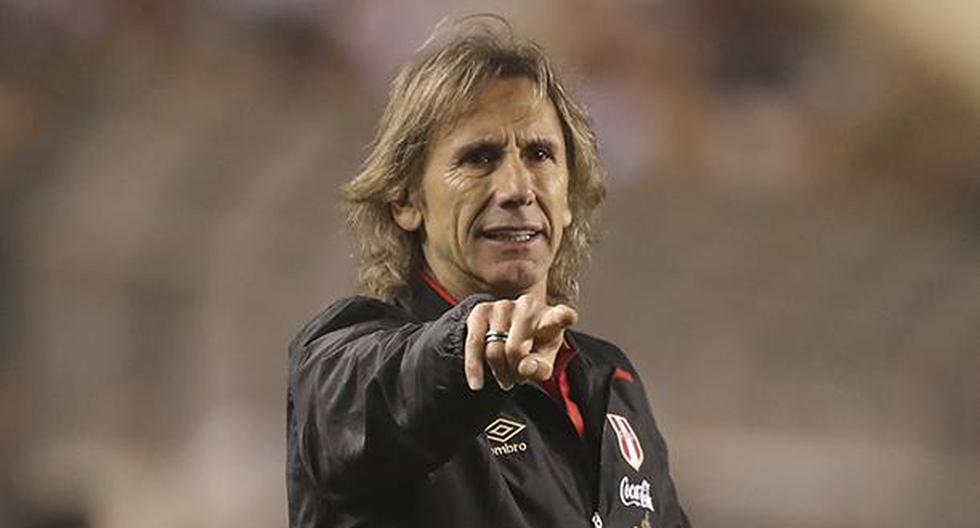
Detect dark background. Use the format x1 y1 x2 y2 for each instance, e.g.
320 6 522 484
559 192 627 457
1 1 978 527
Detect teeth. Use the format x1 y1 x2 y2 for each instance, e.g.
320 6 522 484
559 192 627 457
484 230 537 242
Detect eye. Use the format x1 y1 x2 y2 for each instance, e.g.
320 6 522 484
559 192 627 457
459 146 500 167
525 144 555 163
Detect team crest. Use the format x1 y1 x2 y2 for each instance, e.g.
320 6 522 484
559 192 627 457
607 413 644 471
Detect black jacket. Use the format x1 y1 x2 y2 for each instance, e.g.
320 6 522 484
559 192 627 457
287 277 691 527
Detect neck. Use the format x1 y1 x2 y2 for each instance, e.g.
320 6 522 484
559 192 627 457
422 263 547 304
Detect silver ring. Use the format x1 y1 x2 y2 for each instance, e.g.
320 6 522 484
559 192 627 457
485 330 508 343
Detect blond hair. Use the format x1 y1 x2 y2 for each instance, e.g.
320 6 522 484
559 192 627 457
343 15 606 305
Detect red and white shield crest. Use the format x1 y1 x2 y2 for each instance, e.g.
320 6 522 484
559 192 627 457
607 413 644 472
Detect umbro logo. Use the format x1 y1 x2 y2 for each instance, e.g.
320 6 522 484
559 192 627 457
484 417 526 443
484 417 528 456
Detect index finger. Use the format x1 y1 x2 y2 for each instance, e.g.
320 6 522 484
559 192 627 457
536 304 578 339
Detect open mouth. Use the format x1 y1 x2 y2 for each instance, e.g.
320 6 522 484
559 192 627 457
480 227 542 243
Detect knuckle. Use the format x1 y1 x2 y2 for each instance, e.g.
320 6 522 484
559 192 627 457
496 301 515 317
517 294 537 310
513 297 534 317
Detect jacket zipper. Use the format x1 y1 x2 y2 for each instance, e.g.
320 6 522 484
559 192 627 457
524 383 598 521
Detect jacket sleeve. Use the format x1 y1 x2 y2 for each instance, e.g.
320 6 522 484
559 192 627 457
287 294 506 504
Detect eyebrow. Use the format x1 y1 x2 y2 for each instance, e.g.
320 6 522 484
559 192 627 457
520 135 560 152
451 133 561 156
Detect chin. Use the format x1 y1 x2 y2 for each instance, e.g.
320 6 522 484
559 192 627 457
483 264 545 298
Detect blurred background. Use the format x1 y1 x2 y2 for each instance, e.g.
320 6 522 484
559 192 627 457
1 1 978 527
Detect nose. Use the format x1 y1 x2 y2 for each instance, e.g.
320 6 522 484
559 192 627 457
493 154 535 209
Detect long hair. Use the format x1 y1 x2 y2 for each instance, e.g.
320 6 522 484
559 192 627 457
343 15 606 305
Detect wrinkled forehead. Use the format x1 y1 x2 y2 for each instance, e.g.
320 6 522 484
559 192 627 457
434 73 551 138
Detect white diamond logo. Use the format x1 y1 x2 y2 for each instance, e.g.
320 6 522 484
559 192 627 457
484 417 526 443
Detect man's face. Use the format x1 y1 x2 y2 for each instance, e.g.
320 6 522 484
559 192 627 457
392 77 573 300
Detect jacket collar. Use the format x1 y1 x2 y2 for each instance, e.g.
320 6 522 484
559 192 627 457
392 270 457 322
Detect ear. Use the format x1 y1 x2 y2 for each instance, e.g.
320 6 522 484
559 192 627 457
390 192 423 232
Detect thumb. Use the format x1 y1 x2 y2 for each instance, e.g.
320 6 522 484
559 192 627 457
523 305 577 383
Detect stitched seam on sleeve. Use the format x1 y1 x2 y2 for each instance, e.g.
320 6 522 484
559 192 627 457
436 295 491 360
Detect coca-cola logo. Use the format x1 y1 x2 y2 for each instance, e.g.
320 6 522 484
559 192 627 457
619 476 655 512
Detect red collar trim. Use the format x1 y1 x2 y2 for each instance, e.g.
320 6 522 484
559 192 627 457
543 341 577 392
421 269 459 306
544 341 586 438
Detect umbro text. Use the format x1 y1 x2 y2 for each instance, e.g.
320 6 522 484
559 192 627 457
490 442 527 456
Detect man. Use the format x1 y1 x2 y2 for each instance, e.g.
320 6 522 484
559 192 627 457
287 17 690 528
